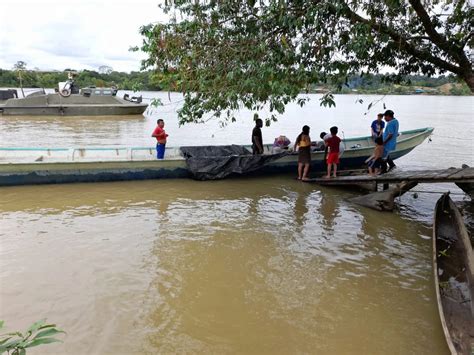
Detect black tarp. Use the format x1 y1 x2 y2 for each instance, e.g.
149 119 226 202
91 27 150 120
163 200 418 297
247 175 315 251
180 145 289 180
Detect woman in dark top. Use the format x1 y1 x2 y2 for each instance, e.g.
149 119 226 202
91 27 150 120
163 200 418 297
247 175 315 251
294 125 311 180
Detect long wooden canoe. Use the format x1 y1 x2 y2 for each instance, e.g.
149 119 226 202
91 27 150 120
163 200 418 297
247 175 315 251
433 193 474 354
0 127 433 185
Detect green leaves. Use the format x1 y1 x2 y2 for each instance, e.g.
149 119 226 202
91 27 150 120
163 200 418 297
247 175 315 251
24 337 63 349
0 320 64 354
319 92 336 108
138 0 473 124
26 319 47 334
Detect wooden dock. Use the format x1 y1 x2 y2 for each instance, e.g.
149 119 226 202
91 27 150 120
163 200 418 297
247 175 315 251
308 167 474 185
307 166 474 211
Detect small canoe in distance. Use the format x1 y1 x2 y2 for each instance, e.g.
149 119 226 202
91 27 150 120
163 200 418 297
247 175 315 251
433 193 474 354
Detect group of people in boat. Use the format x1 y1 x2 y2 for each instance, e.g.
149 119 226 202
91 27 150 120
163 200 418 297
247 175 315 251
150 109 399 180
251 109 399 181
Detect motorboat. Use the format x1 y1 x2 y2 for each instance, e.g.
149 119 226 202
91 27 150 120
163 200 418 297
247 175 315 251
0 78 148 116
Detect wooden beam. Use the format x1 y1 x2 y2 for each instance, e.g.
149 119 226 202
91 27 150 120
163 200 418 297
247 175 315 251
349 181 418 211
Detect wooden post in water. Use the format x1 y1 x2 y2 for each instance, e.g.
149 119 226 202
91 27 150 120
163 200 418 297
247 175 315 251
349 181 418 211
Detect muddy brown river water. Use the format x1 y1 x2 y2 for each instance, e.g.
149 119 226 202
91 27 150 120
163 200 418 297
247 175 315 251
0 94 472 354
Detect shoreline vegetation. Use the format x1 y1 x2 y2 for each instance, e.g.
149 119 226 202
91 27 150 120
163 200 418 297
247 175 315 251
0 68 471 96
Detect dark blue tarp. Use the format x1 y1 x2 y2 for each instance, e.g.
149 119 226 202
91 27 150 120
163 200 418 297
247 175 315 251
180 145 288 180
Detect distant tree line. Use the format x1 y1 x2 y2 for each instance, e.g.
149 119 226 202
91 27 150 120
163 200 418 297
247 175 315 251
330 73 471 95
0 68 470 95
0 68 163 91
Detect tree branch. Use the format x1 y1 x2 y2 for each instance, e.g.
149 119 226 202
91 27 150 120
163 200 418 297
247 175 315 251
339 4 463 76
407 0 470 68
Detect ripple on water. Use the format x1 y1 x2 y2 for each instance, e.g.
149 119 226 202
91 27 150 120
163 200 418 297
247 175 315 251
0 176 448 354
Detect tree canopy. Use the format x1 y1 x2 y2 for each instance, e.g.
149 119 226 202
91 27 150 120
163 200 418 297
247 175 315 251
137 0 473 124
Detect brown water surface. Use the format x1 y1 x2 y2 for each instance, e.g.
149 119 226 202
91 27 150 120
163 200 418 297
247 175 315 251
1 177 447 354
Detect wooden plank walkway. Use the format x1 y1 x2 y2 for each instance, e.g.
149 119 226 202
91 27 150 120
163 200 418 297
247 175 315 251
308 167 474 185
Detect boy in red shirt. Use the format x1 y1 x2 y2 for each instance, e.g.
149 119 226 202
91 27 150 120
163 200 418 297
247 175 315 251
325 126 341 178
151 119 168 159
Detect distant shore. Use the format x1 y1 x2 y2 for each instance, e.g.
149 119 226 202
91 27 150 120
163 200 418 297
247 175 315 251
1 68 471 97
310 82 471 96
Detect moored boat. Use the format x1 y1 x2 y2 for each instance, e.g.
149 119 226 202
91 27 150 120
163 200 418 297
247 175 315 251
0 78 148 116
0 127 433 185
433 193 474 355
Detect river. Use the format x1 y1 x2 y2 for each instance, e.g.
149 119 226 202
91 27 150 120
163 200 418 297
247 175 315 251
0 93 473 354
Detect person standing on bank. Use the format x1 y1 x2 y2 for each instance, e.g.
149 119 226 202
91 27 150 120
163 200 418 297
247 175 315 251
152 119 168 159
382 110 399 172
294 125 311 181
252 118 264 155
371 113 385 139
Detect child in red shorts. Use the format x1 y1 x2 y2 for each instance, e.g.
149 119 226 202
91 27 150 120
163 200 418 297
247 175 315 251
325 126 341 178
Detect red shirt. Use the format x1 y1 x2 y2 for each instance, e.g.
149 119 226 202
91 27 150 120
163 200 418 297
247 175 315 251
326 135 341 153
153 126 167 144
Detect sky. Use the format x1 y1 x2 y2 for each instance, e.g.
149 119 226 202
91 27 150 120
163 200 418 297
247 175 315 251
0 0 166 73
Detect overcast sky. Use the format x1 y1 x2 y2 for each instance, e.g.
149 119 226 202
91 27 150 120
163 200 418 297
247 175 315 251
0 0 166 72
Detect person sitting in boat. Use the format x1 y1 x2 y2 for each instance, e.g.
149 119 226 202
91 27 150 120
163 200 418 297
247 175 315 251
272 135 291 153
365 136 384 176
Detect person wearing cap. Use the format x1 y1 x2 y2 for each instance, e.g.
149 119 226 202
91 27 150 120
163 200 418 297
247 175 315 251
382 109 399 172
